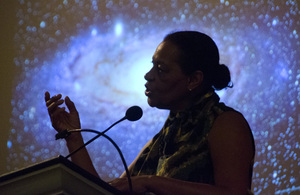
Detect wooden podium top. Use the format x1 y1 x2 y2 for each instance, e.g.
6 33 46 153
0 155 122 195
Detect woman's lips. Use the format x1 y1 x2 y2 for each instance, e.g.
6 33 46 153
145 89 151 96
145 84 152 96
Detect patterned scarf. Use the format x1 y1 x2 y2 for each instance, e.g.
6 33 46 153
132 90 233 184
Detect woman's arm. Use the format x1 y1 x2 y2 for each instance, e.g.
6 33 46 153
45 92 99 177
65 133 99 177
208 111 255 193
111 111 255 194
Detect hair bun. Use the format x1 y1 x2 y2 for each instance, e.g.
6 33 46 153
212 64 233 90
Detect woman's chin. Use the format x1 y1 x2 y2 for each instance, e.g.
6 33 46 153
147 98 155 107
147 99 170 110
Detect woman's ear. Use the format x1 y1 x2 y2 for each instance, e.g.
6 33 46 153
187 70 203 91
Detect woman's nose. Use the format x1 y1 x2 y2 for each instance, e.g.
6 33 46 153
144 68 154 81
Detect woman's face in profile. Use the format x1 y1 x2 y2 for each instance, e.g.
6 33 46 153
144 41 191 111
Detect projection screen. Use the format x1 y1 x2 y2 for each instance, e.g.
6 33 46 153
2 0 299 194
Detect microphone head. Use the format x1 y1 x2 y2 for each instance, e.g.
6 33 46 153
125 106 143 121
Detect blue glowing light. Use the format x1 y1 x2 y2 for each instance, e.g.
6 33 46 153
272 18 279 26
40 21 46 28
7 141 12 149
114 22 123 36
91 28 97 36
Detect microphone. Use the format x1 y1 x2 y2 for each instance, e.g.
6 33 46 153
125 105 143 121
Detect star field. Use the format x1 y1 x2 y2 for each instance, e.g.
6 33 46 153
8 0 300 194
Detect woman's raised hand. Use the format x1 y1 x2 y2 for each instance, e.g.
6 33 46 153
45 91 81 133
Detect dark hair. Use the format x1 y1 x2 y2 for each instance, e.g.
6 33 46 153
163 31 232 90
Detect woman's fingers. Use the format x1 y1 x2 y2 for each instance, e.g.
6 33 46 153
45 92 65 113
110 178 133 192
45 91 81 131
65 96 78 114
45 93 77 115
47 99 64 114
45 92 61 106
45 91 50 102
46 94 62 106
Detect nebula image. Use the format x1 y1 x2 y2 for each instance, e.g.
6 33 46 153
6 1 299 194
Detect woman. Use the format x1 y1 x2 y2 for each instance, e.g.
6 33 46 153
45 31 255 194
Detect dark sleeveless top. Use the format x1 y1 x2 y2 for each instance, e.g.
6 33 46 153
132 90 255 186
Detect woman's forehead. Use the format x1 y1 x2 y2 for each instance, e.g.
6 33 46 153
153 41 180 59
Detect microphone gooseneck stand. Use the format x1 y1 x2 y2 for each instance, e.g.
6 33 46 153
54 106 143 194
61 129 133 193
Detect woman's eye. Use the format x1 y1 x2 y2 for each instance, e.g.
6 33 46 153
157 64 163 72
151 61 165 73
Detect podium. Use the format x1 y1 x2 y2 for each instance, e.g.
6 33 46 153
0 156 122 195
